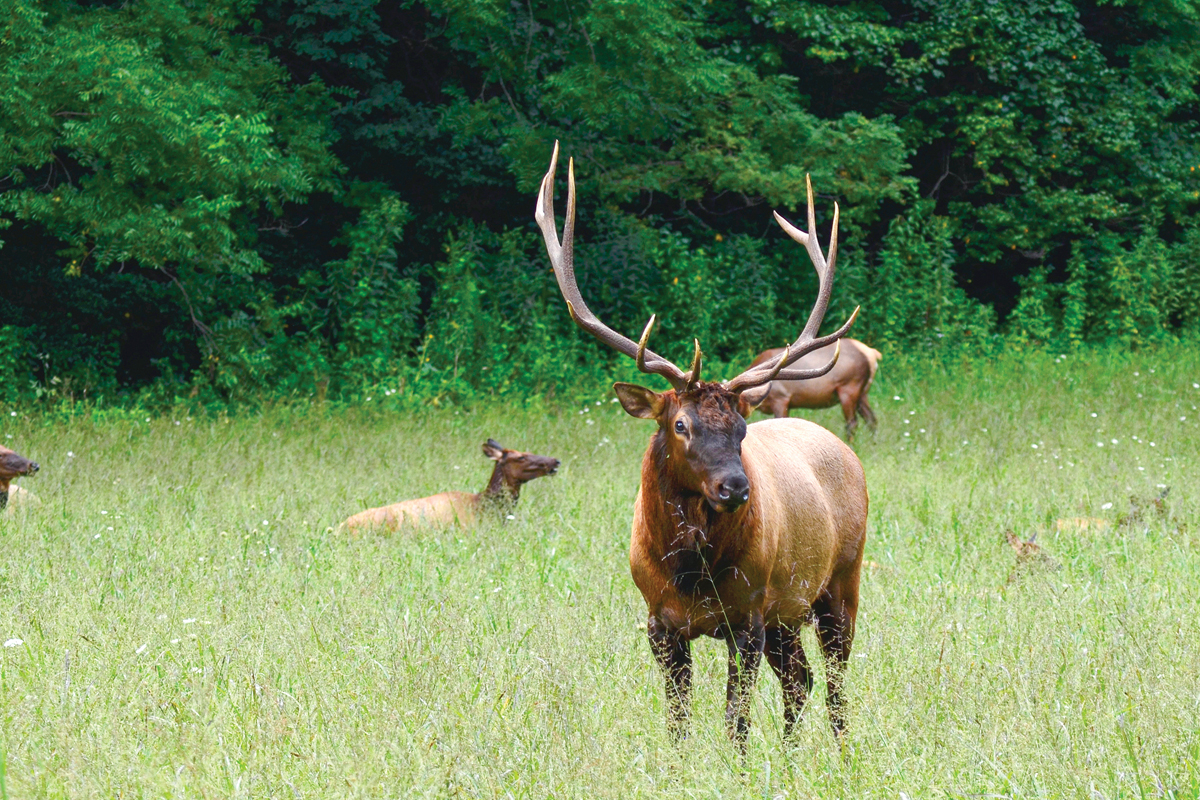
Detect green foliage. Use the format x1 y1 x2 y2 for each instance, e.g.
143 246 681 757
2 0 1200 408
864 202 996 351
1008 224 1192 350
1008 266 1057 348
0 325 32 403
0 0 339 274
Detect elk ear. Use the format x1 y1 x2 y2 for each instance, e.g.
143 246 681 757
482 439 506 461
613 383 665 420
737 384 772 417
1004 530 1021 553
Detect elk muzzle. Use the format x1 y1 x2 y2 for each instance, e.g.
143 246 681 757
709 470 750 512
0 449 38 480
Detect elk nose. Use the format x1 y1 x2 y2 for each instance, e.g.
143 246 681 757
29 461 39 473
716 475 750 507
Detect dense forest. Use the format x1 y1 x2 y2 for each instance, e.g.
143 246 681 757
2 0 1199 408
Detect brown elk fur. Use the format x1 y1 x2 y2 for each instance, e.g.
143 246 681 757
752 339 882 438
535 144 868 746
338 439 558 535
0 445 39 512
622 382 868 743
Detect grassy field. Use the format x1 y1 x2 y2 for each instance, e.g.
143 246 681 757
2 347 1199 799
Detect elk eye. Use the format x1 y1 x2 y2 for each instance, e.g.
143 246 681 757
674 419 687 434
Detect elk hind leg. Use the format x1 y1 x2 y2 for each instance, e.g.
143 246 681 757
813 575 860 737
647 615 692 742
765 625 813 738
837 387 861 440
857 394 878 432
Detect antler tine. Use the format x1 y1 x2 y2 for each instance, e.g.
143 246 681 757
771 339 841 382
683 339 703 393
536 143 689 391
635 315 656 372
724 175 857 393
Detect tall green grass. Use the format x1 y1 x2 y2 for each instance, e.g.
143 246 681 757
1 346 1198 798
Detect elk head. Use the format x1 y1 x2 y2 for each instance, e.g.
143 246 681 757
535 142 857 512
0 446 39 483
0 445 39 510
482 438 560 501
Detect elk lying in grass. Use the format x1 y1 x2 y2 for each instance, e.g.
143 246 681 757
338 439 559 535
1004 530 1060 582
0 445 40 512
536 143 868 746
750 339 881 438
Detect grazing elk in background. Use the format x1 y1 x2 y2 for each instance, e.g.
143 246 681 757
0 445 40 511
750 338 882 438
536 143 868 746
338 439 559 534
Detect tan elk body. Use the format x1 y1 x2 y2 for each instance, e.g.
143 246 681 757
536 143 868 745
338 440 559 534
752 338 882 437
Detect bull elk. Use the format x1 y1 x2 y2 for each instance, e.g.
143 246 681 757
0 445 40 511
751 339 882 438
536 143 868 745
338 439 559 534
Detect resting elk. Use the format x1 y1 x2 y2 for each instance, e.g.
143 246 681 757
536 143 868 746
338 439 559 534
0 445 40 512
750 339 881 438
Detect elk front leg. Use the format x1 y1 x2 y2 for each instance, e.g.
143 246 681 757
647 614 691 742
762 391 790 418
724 616 766 748
765 625 813 738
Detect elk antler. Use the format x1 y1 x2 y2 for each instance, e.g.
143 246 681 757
536 142 696 392
724 175 859 393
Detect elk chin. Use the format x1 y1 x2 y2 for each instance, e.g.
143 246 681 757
703 485 750 514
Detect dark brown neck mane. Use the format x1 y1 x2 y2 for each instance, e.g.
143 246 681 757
643 431 754 594
481 461 520 507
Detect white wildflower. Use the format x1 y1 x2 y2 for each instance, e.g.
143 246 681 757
1101 502 1113 510
3 638 22 647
